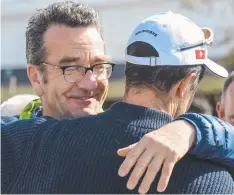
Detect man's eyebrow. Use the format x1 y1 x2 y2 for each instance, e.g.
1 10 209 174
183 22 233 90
228 115 234 119
59 56 80 64
91 56 110 64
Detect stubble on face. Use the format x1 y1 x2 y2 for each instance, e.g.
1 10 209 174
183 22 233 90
41 25 109 119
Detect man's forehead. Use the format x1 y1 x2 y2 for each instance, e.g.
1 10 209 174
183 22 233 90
44 40 105 50
43 25 104 48
43 28 105 53
43 25 107 64
44 41 106 62
58 54 110 64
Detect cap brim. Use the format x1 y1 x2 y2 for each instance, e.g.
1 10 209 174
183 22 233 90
204 58 229 78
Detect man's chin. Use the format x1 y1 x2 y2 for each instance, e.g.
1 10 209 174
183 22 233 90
70 107 96 118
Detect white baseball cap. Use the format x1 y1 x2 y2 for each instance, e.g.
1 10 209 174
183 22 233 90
125 11 228 78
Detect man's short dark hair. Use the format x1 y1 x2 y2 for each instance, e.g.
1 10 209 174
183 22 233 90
221 71 234 104
125 41 205 94
26 1 102 65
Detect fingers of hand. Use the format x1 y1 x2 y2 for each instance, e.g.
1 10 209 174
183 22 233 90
126 149 153 190
117 143 137 157
157 157 177 192
118 133 180 194
118 143 144 177
138 156 164 194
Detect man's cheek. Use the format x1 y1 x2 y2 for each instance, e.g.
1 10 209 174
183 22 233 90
99 81 108 98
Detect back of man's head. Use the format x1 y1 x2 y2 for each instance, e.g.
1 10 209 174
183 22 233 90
125 41 204 94
124 11 228 116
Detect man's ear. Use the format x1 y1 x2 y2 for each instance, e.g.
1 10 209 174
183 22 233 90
27 64 44 96
176 73 196 98
216 102 225 119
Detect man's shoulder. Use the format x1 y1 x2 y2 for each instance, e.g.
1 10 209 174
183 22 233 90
58 112 107 128
156 155 234 194
177 155 233 184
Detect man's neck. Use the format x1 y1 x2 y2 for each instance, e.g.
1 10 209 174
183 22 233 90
123 88 176 117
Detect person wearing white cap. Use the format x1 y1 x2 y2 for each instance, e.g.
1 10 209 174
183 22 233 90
125 10 228 78
117 10 233 193
2 11 233 194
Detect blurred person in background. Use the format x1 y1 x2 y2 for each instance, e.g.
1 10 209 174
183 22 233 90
216 71 234 125
1 94 39 117
187 96 213 115
2 11 233 194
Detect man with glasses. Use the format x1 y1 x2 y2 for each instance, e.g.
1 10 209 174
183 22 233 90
2 1 114 120
34 61 114 118
40 62 114 84
25 2 114 119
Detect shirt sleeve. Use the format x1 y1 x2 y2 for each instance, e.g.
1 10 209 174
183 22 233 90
175 113 234 168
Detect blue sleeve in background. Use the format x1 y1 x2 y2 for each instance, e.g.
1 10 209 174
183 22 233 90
175 113 234 168
1 116 20 126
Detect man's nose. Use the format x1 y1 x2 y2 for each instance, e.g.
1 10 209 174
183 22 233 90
77 70 98 91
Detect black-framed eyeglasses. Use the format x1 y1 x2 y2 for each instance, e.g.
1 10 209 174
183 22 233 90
40 62 115 83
